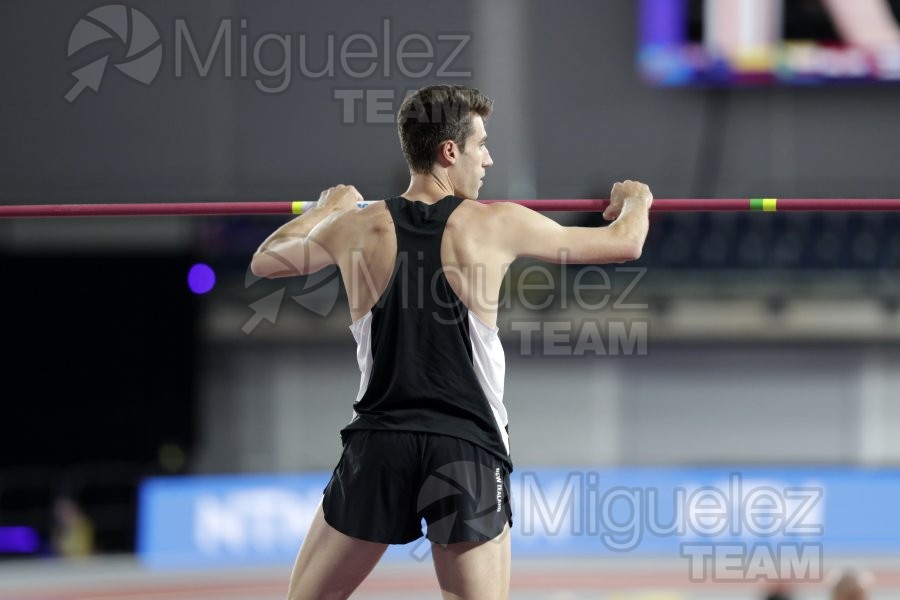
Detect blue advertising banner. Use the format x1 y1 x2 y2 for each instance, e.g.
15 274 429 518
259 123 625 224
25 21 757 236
137 467 900 569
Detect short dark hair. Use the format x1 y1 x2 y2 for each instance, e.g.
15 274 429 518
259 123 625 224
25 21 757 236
397 85 493 174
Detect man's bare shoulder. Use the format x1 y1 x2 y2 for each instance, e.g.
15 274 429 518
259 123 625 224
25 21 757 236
333 200 392 239
452 199 529 230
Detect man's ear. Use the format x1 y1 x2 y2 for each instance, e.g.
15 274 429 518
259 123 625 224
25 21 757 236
437 140 458 167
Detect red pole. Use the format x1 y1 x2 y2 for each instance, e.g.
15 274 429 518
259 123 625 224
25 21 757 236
2 198 900 218
0 201 294 218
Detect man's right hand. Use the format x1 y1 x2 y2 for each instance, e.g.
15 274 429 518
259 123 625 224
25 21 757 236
603 180 653 221
318 184 363 213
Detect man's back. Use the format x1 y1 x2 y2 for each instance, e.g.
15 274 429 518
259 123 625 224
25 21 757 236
329 195 511 466
331 196 509 328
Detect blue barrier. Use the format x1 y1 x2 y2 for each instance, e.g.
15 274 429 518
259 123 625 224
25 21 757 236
137 467 900 568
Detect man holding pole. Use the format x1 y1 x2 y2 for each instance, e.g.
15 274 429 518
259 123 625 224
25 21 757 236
251 84 653 599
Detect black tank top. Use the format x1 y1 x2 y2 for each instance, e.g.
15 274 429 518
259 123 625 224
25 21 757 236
341 195 511 468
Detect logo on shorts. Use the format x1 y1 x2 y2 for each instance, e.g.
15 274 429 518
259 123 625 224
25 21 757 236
415 460 507 549
495 467 503 513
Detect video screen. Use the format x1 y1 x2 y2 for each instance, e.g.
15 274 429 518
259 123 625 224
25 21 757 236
639 0 900 85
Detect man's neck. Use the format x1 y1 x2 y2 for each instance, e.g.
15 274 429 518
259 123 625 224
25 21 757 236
402 172 456 204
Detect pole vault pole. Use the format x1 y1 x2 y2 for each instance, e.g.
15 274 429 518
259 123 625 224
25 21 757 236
2 198 900 218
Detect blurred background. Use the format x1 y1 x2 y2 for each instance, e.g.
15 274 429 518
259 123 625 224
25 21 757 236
1 0 900 598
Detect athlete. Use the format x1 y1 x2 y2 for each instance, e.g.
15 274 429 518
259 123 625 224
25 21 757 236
251 85 653 599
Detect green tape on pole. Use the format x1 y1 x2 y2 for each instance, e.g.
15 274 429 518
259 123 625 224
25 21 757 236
750 198 764 211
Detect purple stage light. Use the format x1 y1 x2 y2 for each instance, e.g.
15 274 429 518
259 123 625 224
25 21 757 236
188 263 216 295
0 526 40 553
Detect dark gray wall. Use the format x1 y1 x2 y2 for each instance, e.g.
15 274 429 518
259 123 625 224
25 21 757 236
1 0 473 205
4 1 900 209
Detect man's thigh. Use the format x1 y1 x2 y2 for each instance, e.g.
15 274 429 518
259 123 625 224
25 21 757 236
288 502 388 600
430 523 511 600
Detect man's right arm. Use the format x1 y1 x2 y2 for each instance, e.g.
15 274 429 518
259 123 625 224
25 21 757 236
250 184 361 278
493 180 653 264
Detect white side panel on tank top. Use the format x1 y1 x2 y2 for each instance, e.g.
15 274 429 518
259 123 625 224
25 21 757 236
348 312 374 421
466 312 509 453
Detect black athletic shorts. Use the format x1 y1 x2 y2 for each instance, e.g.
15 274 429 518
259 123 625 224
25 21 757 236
322 430 513 545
